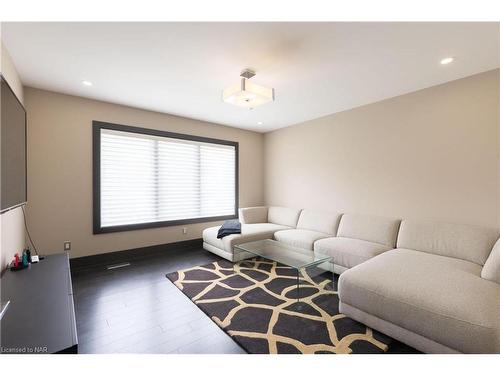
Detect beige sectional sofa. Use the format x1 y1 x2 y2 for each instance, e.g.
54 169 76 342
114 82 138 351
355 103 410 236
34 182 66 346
339 219 500 354
202 206 500 353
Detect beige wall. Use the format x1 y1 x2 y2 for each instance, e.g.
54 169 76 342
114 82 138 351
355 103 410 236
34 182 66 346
1 41 25 271
265 69 500 229
24 88 264 258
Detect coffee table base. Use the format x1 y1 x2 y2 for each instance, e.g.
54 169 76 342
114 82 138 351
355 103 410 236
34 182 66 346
295 268 337 303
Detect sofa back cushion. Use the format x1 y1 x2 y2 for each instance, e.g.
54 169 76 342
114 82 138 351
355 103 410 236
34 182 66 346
481 238 500 283
297 210 341 235
238 206 268 224
397 219 498 266
337 213 401 247
268 206 302 228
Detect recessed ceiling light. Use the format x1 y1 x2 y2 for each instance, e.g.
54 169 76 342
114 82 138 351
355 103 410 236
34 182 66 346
82 80 93 86
257 121 263 125
440 57 454 65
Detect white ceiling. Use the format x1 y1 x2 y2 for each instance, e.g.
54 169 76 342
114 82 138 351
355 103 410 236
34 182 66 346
2 22 499 132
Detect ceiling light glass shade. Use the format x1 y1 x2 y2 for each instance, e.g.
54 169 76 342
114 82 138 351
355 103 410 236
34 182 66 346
223 78 274 108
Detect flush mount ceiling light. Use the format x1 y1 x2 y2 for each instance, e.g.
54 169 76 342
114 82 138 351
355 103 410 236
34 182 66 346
82 80 93 86
222 69 274 109
440 57 454 65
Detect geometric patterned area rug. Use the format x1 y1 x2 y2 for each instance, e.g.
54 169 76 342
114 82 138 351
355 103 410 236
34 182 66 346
166 258 393 354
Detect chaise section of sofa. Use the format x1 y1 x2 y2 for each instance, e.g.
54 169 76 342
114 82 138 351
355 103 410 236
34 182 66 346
338 219 500 353
273 209 341 251
202 206 302 261
314 213 400 274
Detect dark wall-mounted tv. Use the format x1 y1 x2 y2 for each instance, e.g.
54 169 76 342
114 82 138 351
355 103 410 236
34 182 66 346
1 74 27 213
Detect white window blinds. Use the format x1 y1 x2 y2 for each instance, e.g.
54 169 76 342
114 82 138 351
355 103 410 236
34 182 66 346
99 127 236 229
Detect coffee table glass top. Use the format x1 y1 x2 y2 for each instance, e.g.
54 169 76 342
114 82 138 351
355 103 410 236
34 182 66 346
234 239 331 270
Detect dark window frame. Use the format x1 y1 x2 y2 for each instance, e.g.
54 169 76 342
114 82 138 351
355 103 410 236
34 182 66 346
93 120 239 234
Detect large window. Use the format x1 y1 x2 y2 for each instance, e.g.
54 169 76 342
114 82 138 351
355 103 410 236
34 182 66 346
93 121 238 233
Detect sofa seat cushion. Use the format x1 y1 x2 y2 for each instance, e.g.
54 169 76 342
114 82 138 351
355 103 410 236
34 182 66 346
203 223 290 253
339 249 500 353
273 229 331 251
314 237 392 269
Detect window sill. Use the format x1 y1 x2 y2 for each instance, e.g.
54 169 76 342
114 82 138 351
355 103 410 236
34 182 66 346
93 214 238 234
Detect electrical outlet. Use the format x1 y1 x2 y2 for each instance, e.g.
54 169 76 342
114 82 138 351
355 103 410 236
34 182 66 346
64 241 71 251
182 227 187 235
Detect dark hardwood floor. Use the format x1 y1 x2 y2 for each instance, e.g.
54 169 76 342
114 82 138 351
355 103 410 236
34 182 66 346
71 245 246 354
71 245 419 354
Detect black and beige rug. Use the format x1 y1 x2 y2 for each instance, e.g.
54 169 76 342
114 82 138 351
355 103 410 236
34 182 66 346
166 258 392 354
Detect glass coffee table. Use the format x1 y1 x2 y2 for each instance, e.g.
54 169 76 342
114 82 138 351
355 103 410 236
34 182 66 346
234 239 335 302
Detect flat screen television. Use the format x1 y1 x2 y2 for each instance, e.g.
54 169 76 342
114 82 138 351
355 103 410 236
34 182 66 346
1 75 27 213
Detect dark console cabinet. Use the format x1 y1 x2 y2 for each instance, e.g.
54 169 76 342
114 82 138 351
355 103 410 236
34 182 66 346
0 253 78 354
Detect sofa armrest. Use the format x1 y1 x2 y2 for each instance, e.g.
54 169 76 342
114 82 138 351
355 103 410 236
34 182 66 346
482 238 500 284
238 206 268 224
